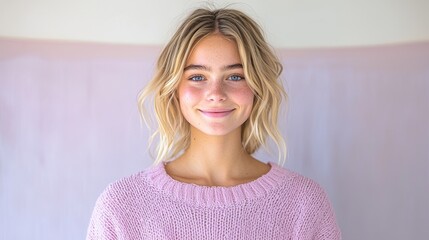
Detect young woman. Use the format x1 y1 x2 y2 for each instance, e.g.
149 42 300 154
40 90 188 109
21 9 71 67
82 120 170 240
87 7 341 239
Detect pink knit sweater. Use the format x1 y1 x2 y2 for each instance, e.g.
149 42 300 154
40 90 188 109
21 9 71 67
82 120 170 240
87 162 341 239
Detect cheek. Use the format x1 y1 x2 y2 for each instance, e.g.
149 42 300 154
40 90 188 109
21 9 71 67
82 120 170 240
242 87 255 119
178 85 197 105
237 86 255 107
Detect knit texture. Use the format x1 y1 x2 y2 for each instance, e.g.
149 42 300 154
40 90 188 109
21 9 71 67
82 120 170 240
86 162 341 239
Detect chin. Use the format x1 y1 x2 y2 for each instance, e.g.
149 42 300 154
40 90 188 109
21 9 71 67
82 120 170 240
195 126 241 137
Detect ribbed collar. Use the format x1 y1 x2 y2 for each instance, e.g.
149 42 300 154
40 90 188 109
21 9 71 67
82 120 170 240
144 162 288 207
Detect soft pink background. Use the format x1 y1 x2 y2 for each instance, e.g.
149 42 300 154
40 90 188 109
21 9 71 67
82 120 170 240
1 38 428 239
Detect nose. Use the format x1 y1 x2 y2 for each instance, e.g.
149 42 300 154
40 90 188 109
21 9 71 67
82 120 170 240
206 80 227 102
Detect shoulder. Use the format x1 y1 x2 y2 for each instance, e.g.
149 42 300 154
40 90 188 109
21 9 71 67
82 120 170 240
274 165 330 203
270 163 326 198
86 167 161 239
94 165 161 211
273 165 341 239
271 164 335 221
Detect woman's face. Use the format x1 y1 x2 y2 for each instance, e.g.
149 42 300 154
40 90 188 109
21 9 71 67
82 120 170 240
178 34 254 136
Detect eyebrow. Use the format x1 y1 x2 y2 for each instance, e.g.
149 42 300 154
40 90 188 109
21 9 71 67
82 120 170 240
183 63 243 72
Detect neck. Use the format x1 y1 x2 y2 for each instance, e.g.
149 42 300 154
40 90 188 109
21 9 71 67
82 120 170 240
166 127 269 186
189 127 245 161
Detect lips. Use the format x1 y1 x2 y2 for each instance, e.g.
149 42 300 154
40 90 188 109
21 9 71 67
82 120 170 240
199 109 235 118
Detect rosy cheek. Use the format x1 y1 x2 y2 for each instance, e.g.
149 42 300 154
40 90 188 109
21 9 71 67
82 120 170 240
238 87 255 114
179 85 198 103
238 86 255 101
245 88 255 99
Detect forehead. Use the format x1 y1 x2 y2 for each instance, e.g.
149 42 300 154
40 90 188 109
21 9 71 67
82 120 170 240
185 34 242 66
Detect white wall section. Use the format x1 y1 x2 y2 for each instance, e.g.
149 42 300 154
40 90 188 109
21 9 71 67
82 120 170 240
0 0 428 48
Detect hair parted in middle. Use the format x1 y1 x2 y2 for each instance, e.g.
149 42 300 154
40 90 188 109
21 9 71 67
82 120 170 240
138 7 287 164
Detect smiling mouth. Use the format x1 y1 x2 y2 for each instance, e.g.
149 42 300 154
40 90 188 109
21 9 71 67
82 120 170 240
199 109 235 117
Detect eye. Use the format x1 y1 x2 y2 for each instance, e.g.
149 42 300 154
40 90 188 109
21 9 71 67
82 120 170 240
188 75 205 81
228 74 245 81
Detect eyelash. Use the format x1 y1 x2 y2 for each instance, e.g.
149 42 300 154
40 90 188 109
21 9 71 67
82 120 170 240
188 74 245 81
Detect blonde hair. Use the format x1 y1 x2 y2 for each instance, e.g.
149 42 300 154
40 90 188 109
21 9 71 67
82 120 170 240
138 7 287 165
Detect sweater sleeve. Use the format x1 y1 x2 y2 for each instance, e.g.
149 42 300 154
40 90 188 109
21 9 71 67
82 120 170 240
313 188 342 240
86 186 120 240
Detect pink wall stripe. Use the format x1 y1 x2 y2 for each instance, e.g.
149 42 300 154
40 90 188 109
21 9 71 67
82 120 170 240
1 38 428 239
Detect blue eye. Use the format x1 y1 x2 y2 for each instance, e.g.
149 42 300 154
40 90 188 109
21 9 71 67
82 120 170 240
189 75 205 81
228 75 244 81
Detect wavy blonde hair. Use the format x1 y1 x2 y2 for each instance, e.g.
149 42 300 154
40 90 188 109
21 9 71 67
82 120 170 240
138 7 287 165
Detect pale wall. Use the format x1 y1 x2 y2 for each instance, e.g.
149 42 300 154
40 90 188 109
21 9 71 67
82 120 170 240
0 0 429 48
